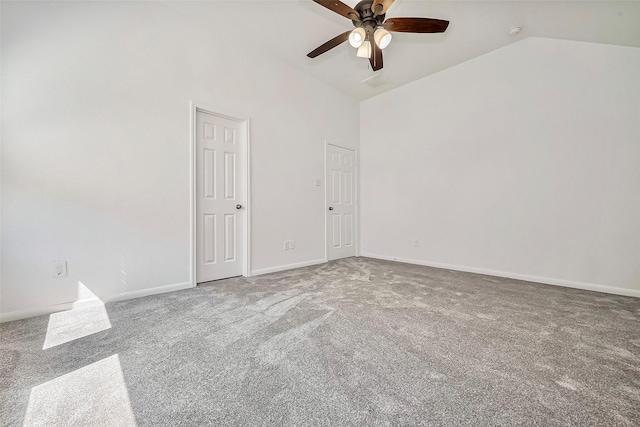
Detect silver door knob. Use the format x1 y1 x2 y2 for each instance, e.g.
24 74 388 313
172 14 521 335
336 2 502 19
236 204 242 210
328 207 334 211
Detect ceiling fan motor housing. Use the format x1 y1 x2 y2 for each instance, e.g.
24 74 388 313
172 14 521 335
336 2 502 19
352 0 386 32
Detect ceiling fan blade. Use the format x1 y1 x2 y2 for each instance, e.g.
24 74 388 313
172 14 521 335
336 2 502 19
369 41 383 71
382 17 449 33
312 0 360 21
307 31 352 58
372 0 394 16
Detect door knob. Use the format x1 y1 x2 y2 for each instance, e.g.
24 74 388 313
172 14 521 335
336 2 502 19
236 204 242 210
328 207 334 211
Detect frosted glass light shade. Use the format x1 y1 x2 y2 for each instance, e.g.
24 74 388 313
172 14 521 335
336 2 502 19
356 40 372 58
374 28 392 49
348 28 366 48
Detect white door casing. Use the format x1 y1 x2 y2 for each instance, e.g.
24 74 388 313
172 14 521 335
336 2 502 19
326 144 356 260
195 109 246 283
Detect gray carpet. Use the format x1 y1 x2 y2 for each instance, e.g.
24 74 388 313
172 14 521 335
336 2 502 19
1 257 639 426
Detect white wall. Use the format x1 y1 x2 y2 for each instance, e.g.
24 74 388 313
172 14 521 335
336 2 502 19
361 37 640 296
1 2 359 319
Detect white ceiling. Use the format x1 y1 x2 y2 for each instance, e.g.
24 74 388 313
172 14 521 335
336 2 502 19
167 1 640 100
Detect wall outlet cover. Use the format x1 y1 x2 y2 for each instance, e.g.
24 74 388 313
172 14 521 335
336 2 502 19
53 260 67 278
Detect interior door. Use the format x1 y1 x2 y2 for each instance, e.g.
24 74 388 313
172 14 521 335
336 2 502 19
326 144 356 260
196 110 244 283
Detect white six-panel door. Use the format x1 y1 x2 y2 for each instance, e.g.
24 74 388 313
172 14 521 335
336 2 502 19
196 110 244 283
326 144 356 260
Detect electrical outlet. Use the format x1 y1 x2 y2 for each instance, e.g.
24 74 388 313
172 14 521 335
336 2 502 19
414 239 420 247
289 240 295 250
284 241 289 250
53 260 67 278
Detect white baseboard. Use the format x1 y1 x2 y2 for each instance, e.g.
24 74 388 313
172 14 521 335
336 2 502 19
102 281 194 304
0 302 75 323
251 259 326 276
0 281 195 323
359 252 640 299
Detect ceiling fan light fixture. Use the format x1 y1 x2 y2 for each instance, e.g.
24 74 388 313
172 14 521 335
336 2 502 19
357 40 372 58
307 0 451 71
374 28 392 49
348 27 366 48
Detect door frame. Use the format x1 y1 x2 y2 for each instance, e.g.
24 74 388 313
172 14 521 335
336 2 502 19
324 141 360 262
190 101 251 287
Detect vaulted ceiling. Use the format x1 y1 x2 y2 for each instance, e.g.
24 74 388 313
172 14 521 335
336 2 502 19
168 1 640 100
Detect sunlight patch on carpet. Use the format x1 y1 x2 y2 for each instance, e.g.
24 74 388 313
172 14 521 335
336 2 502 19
42 282 111 350
23 354 137 426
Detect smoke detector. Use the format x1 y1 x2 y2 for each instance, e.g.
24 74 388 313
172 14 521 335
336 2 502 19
508 26 522 36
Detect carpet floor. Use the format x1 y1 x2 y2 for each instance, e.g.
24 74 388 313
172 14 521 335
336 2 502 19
1 257 639 426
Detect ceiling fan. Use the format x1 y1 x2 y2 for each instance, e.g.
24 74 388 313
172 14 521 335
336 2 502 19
307 0 449 71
